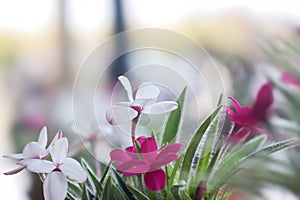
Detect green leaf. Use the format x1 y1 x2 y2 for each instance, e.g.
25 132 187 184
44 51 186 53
188 115 221 195
167 154 184 187
112 183 128 200
126 184 150 200
207 135 267 190
179 105 222 183
102 176 125 200
100 161 112 184
112 169 135 200
81 158 103 197
68 182 82 199
161 87 187 145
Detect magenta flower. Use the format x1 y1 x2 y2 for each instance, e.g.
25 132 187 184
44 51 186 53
281 71 300 87
224 82 273 142
110 136 182 191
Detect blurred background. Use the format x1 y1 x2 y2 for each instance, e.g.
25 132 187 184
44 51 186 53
1 0 300 199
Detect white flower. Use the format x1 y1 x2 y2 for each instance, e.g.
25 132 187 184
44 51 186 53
26 138 87 200
106 76 178 125
3 127 62 175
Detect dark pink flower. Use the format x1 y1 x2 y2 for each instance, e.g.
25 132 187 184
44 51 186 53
281 71 300 87
224 82 273 142
110 136 182 191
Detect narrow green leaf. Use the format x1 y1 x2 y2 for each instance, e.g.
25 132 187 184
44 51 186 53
181 190 192 200
162 87 187 145
207 135 267 190
112 184 128 200
102 176 113 200
217 93 223 106
112 169 135 200
68 182 82 199
81 158 103 196
126 184 150 200
100 161 112 184
179 105 222 183
167 154 184 187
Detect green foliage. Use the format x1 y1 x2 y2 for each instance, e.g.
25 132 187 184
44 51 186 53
161 87 187 145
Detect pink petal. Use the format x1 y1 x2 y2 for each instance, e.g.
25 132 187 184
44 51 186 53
118 76 134 102
116 160 150 174
228 97 242 111
106 106 138 125
26 160 55 173
142 101 178 115
157 143 183 159
252 82 273 119
144 169 166 191
4 166 26 175
247 124 273 137
151 153 179 170
60 158 87 183
135 83 160 102
281 71 300 86
50 138 68 164
140 137 158 153
38 126 48 148
110 149 131 162
3 153 24 160
23 142 44 158
43 172 68 200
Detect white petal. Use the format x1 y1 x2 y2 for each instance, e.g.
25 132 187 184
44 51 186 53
142 101 178 115
18 158 38 166
133 98 156 106
106 106 138 125
135 83 160 101
38 127 48 148
43 130 63 158
118 76 134 102
50 138 68 164
23 142 44 158
43 172 68 200
60 158 87 183
26 160 55 173
3 153 24 160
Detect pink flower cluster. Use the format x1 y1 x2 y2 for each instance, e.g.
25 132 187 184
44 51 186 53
110 136 182 191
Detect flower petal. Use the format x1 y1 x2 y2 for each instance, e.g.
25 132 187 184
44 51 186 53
140 137 158 153
118 76 134 102
144 169 166 191
26 160 55 173
4 166 26 175
142 101 178 115
281 71 300 86
50 138 68 164
228 97 242 111
43 172 68 200
252 82 273 119
23 142 44 158
116 160 150 174
135 83 160 101
60 158 87 183
156 143 182 159
3 153 24 160
151 153 179 170
38 126 48 148
106 106 138 125
110 149 131 162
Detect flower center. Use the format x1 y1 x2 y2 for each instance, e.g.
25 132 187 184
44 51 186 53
131 106 143 113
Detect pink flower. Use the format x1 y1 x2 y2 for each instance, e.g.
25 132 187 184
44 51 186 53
3 127 62 175
281 71 300 87
110 136 182 191
106 76 178 125
26 138 87 200
224 83 273 142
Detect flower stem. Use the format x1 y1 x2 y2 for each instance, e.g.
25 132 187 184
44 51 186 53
157 191 163 200
138 174 145 193
131 116 139 145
